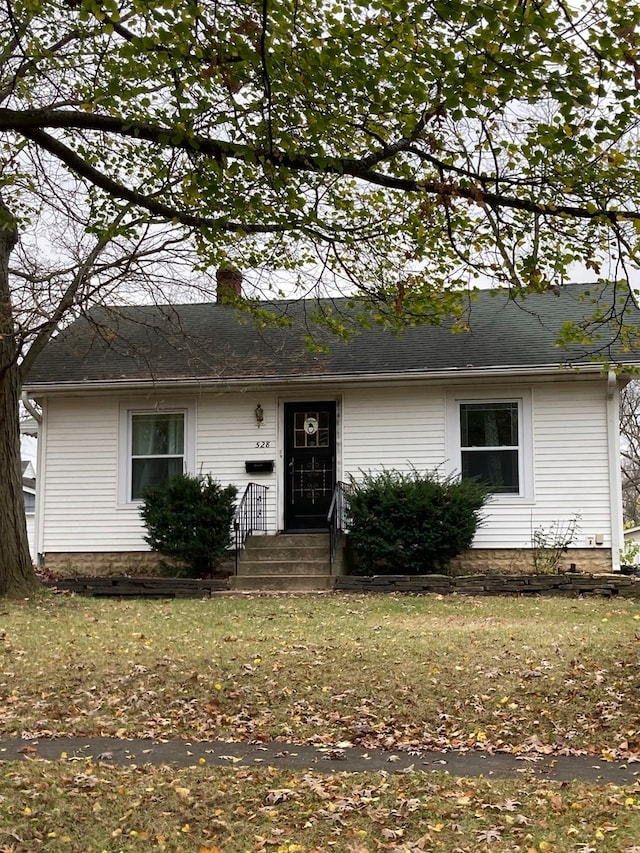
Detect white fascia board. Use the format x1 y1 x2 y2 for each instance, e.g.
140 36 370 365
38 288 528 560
22 361 631 396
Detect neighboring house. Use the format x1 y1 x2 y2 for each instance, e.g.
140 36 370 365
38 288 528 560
623 525 640 564
21 280 640 576
21 460 36 561
20 416 39 563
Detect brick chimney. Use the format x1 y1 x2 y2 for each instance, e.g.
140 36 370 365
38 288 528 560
216 267 242 302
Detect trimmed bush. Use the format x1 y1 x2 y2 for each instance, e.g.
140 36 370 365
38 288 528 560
140 473 238 577
346 469 490 575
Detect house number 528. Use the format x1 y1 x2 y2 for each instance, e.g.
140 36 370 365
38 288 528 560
255 441 271 448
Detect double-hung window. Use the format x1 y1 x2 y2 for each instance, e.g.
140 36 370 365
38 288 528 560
447 391 532 499
459 401 519 493
130 412 185 500
119 401 195 504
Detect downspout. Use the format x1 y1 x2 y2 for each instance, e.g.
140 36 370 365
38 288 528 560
20 392 44 565
607 371 623 572
21 391 41 425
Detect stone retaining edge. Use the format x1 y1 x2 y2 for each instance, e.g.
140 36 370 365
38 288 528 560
41 572 640 598
334 572 640 597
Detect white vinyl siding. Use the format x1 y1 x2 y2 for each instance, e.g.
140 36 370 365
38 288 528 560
472 380 612 548
36 376 615 555
197 392 279 532
40 398 196 553
342 386 446 475
530 380 611 545
40 396 127 551
24 495 36 560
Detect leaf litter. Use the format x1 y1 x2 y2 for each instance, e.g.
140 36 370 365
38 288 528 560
2 593 640 767
2 592 640 849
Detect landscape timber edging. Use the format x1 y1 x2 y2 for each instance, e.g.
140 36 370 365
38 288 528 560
44 576 229 598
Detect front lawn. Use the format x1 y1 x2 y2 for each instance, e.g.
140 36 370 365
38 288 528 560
3 761 640 852
1 592 640 852
2 593 639 758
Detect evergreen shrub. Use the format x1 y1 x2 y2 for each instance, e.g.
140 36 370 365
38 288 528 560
346 469 491 575
140 473 238 577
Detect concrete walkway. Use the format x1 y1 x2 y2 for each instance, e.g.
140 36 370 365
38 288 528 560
1 737 639 785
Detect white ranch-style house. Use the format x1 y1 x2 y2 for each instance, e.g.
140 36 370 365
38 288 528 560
22 279 640 580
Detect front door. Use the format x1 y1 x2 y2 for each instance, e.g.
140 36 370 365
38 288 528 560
284 401 336 531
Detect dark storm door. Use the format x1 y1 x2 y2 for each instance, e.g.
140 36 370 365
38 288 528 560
284 401 336 531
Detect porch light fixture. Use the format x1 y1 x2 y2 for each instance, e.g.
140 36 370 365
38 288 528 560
255 403 264 426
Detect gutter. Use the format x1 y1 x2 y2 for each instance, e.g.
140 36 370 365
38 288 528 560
22 361 622 396
21 390 43 423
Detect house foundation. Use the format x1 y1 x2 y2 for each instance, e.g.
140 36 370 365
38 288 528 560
41 546 613 579
449 548 613 575
41 551 167 578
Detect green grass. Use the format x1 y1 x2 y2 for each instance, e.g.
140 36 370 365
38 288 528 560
2 593 639 757
2 592 640 852
2 762 640 852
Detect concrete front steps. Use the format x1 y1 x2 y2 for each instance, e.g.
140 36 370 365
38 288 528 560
231 533 334 591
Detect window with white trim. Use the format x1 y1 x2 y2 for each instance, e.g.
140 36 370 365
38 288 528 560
130 411 185 500
119 401 195 504
446 391 532 499
459 401 519 493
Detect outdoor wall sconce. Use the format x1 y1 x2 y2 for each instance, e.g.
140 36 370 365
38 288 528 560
255 403 264 427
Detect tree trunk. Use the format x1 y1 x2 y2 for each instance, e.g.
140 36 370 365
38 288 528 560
0 200 38 597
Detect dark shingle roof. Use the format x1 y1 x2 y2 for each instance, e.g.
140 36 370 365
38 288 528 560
24 283 640 387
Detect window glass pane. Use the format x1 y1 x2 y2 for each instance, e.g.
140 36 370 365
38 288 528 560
462 449 519 493
130 412 185 500
293 410 331 448
460 402 518 447
132 457 183 500
132 413 184 456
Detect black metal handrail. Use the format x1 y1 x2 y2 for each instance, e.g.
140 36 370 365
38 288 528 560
327 481 349 570
234 483 269 574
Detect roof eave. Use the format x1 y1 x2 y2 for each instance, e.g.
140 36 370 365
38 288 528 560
22 360 634 396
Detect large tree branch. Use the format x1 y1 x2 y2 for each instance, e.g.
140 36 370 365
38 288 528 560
3 107 638 224
18 126 290 234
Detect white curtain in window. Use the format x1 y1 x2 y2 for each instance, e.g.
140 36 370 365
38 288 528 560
132 413 184 456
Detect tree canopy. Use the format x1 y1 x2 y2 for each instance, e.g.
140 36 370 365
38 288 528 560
3 0 640 317
2 0 640 595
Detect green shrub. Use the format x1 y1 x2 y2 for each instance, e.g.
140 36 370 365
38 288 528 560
346 469 490 575
140 473 238 577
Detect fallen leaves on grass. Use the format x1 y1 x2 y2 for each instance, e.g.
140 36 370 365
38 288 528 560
3 762 640 852
2 595 640 765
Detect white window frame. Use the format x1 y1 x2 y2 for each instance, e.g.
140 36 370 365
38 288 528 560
445 389 533 502
118 400 196 506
